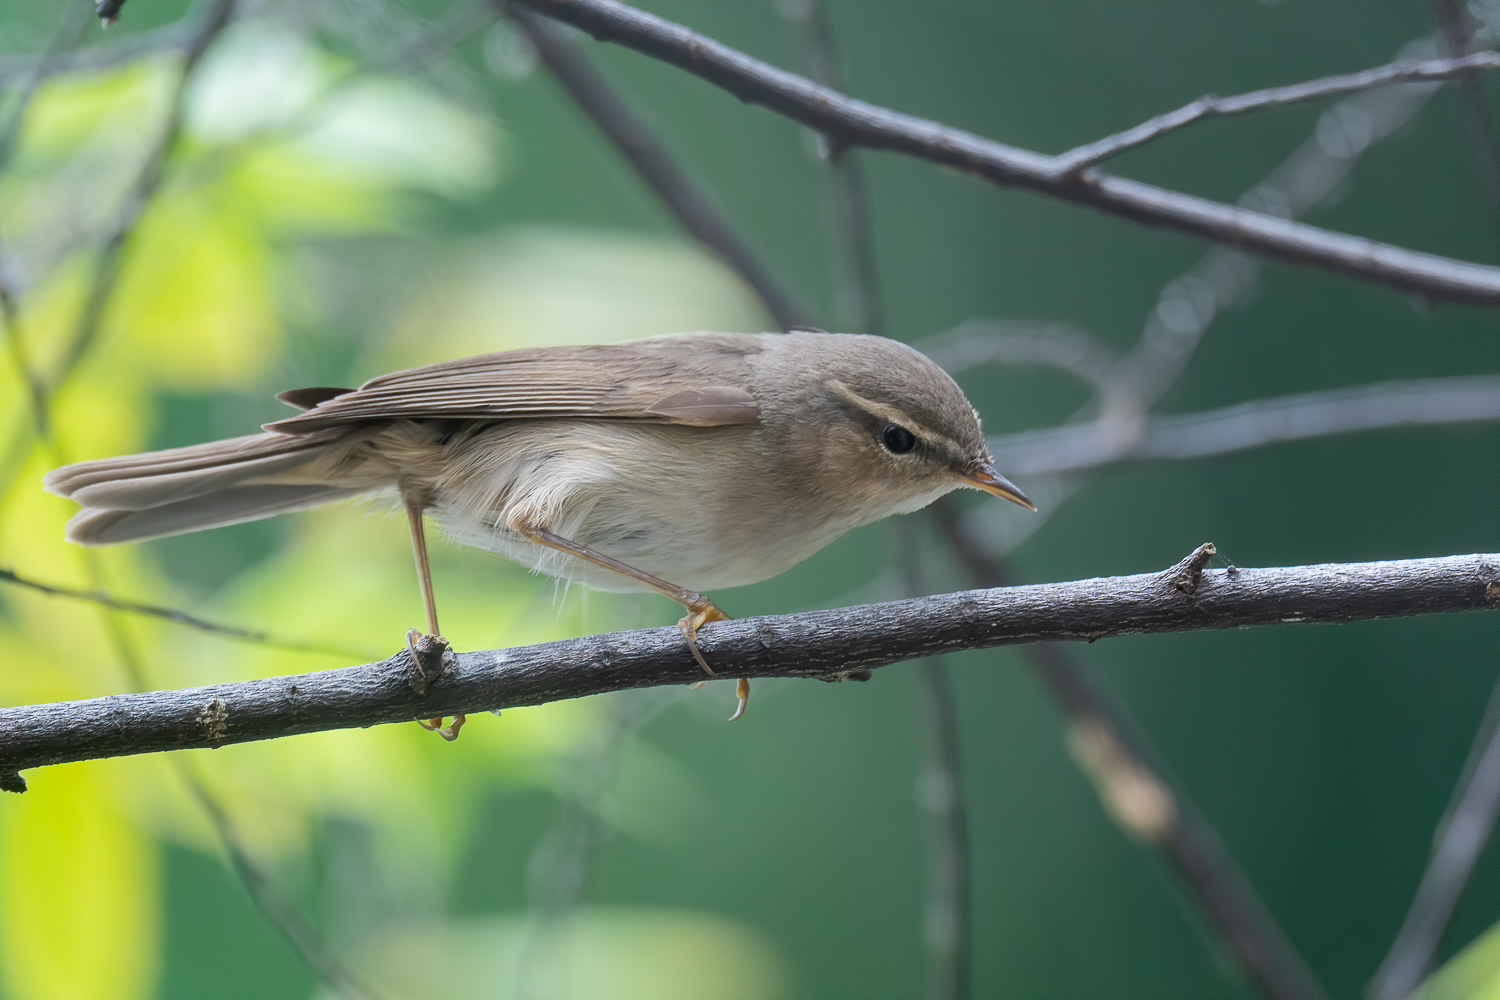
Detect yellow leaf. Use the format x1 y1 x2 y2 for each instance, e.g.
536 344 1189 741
0 761 161 1000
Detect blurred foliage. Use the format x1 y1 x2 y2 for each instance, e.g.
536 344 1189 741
0 0 1496 998
1418 918 1500 1000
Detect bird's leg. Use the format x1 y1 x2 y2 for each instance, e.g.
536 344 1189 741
403 490 464 741
521 527 750 722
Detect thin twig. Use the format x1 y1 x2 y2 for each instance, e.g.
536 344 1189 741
0 0 91 168
42 0 235 411
915 656 972 1000
1 551 1494 789
784 0 883 337
505 5 812 330
986 375 1500 476
0 566 379 662
178 760 385 1000
919 321 1120 396
1369 668 1500 999
0 14 203 85
179 0 498 191
508 0 1500 306
0 248 52 448
0 0 91 449
1429 0 1500 217
1115 43 1449 407
1055 50 1500 173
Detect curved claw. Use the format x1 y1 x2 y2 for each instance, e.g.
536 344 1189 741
416 714 466 741
728 677 750 722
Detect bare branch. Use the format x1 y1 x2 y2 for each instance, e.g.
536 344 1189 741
1055 50 1500 173
506 0 1500 306
1 552 1494 790
987 375 1500 476
506 5 813 330
0 566 379 662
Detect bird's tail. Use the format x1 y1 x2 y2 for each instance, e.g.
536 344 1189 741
43 431 363 546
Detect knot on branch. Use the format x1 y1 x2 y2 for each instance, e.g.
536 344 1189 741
818 667 874 684
1170 542 1217 597
404 629 454 696
198 698 229 743
0 771 26 794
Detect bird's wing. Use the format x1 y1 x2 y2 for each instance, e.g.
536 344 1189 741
263 335 765 434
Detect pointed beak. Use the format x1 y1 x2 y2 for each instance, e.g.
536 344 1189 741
958 460 1036 510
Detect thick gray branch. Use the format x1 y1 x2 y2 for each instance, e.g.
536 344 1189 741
505 0 1500 306
1 551 1494 792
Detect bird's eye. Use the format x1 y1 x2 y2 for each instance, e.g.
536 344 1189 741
881 423 917 454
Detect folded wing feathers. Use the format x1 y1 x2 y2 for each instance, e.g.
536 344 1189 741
265 341 763 433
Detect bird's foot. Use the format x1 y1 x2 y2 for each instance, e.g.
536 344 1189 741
675 603 748 722
677 601 731 676
416 714 466 742
406 628 464 741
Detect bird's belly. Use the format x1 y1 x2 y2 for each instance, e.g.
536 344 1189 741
438 488 849 594
429 420 880 595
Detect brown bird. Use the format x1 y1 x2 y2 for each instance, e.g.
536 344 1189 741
44 331 1033 734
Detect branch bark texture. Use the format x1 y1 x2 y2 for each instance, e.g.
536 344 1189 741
1 551 1495 791
505 0 1500 306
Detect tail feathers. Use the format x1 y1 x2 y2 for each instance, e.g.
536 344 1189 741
43 433 335 500
45 431 366 546
65 485 362 545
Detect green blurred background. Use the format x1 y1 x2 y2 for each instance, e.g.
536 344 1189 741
0 0 1496 997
